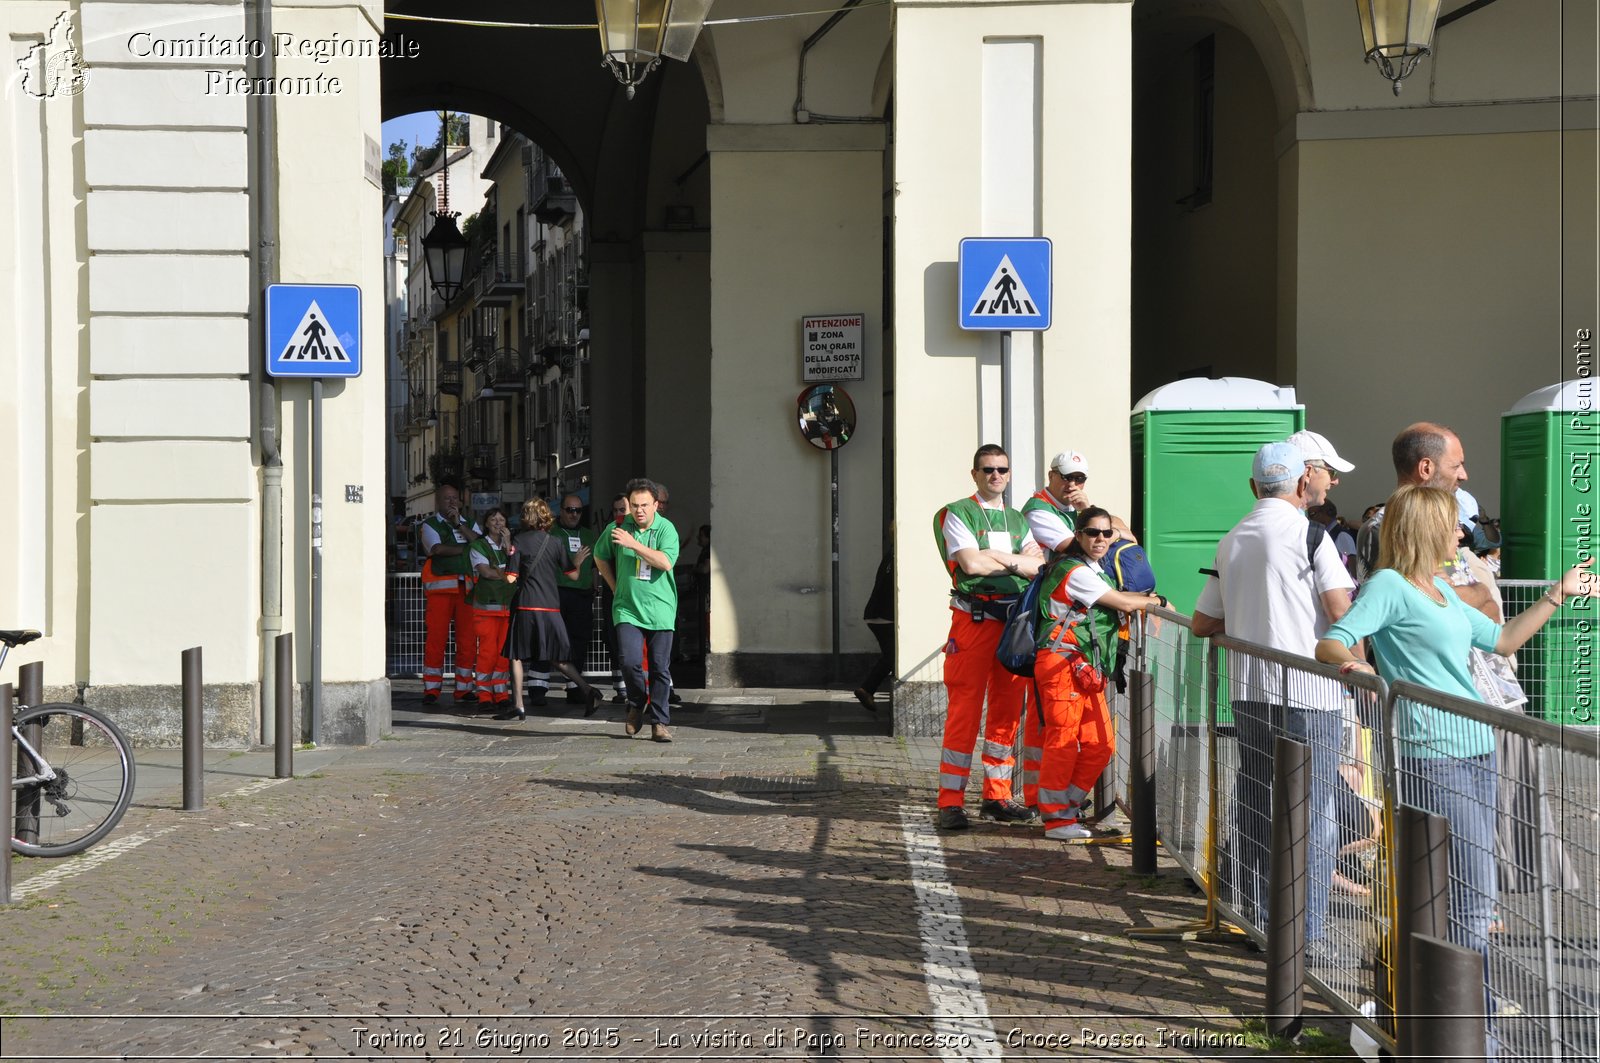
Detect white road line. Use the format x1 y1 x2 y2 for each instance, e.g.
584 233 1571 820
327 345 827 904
898 805 1003 1060
226 777 293 800
11 827 178 898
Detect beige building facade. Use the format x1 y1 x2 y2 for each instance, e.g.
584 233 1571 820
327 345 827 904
0 0 1594 742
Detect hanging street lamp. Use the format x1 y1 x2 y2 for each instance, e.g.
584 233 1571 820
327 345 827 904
594 0 714 100
421 110 469 302
422 212 467 303
1355 0 1443 96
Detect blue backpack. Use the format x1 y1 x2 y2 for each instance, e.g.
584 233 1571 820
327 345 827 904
995 566 1053 677
1102 539 1157 593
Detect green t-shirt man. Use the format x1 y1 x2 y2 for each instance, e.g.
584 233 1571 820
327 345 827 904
594 494 680 631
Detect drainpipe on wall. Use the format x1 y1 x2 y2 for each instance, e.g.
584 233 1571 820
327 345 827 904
249 0 284 744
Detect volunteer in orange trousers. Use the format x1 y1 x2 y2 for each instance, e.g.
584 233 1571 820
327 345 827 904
1032 507 1163 840
418 483 481 704
931 444 1045 831
468 507 516 705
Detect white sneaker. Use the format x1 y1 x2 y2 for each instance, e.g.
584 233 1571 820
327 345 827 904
1045 821 1093 841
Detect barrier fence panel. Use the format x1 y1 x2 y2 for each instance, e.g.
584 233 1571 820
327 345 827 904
385 573 618 684
1387 680 1600 1061
1135 607 1212 886
1498 580 1552 719
1211 634 1396 1042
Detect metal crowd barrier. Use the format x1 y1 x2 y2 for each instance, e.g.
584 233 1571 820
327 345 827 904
1123 608 1600 1057
1208 634 1396 1044
385 571 615 685
1386 679 1599 1061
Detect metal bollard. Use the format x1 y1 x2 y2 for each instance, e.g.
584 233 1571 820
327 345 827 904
1129 669 1157 875
182 647 203 811
2 684 13 904
1406 933 1489 1062
15 662 43 848
275 634 293 779
1266 734 1310 1040
1395 805 1451 1056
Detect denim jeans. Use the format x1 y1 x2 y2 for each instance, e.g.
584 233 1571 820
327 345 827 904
1231 701 1341 943
1399 752 1498 955
616 623 674 724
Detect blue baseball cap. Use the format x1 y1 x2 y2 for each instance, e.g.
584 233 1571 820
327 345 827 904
1252 440 1308 488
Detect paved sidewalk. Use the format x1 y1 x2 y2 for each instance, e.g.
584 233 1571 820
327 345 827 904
3 685 1347 1060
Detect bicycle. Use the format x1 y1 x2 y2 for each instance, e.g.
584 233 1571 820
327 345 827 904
4 629 136 856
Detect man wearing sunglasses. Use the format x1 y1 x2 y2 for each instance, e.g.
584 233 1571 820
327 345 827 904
1023 450 1136 554
555 494 599 704
932 444 1046 830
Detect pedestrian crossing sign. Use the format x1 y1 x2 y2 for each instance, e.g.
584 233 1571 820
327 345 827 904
266 283 362 378
958 238 1052 331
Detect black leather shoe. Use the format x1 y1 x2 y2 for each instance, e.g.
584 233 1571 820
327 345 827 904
980 799 1039 825
493 708 526 722
936 806 970 831
584 689 603 718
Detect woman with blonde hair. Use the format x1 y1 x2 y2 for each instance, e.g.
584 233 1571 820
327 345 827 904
500 498 602 721
1316 484 1595 967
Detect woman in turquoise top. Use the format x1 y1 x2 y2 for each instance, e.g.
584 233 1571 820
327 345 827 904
1315 484 1595 986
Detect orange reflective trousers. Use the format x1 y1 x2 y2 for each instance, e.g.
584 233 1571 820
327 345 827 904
938 610 1031 808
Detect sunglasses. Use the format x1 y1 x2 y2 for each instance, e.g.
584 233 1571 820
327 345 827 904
978 466 1010 475
1062 473 1088 485
1080 527 1117 539
562 506 584 513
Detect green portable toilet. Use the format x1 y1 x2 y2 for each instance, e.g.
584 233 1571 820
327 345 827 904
1131 377 1306 616
1501 380 1600 725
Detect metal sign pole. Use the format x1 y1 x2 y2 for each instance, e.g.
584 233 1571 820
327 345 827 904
310 378 323 746
1000 329 1014 506
831 446 841 682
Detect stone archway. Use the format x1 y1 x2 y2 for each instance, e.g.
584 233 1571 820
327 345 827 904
1131 0 1299 399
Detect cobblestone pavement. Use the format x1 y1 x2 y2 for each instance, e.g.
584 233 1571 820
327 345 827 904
2 687 1346 1060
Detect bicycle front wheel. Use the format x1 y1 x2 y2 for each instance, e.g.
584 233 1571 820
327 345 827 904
12 703 136 857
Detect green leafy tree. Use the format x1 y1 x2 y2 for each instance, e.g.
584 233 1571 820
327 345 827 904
382 138 410 196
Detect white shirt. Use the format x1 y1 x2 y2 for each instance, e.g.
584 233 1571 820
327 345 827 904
1024 492 1076 553
941 494 1038 558
1067 559 1112 609
1193 497 1354 705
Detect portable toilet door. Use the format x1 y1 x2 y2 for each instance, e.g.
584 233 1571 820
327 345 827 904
1501 380 1600 725
1131 377 1306 618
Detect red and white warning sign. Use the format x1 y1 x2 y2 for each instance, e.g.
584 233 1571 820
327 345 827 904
801 313 864 382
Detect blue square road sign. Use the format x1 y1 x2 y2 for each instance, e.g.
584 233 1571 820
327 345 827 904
266 284 362 378
958 238 1052 331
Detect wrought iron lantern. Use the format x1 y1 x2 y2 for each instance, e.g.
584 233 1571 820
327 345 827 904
422 212 468 303
594 0 714 99
1355 0 1443 95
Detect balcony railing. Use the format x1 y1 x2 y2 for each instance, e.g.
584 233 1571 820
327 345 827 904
437 359 462 396
532 173 577 224
484 346 528 391
468 443 497 481
472 248 521 306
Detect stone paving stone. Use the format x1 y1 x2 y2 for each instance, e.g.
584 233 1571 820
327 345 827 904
0 687 1349 1059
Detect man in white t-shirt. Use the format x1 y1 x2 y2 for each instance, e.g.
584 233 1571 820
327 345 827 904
1192 439 1356 966
1021 450 1135 554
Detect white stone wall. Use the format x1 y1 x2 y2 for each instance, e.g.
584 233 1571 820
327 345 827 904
79 0 258 689
892 1 1135 670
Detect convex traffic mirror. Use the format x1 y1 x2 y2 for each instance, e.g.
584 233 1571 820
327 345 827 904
796 384 855 450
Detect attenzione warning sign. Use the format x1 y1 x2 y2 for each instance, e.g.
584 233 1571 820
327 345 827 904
801 313 864 382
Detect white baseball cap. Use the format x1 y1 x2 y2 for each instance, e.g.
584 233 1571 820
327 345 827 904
1049 451 1089 477
1284 430 1354 473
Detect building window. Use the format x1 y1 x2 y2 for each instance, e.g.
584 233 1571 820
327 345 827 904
1179 35 1214 210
